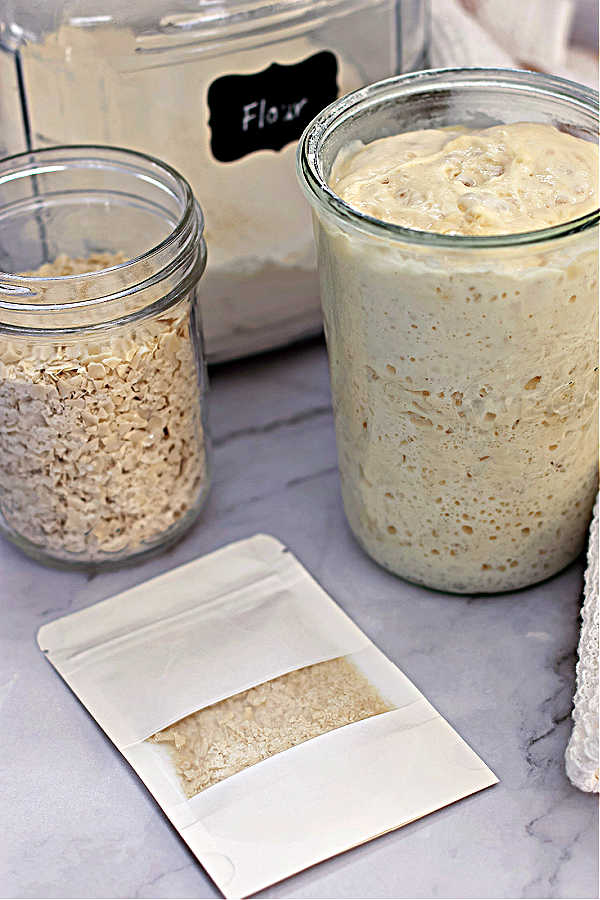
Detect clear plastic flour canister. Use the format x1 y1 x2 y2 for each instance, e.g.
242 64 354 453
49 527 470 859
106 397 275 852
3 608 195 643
0 0 429 361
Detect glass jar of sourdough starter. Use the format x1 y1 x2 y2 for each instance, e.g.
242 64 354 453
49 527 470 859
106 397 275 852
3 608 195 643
0 1 429 362
298 69 599 593
0 146 210 568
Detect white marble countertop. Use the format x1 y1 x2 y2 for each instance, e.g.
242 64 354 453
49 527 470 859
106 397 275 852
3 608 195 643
2 338 598 900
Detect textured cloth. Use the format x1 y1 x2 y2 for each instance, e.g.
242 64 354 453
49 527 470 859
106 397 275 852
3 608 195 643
430 0 514 68
565 497 599 793
430 0 597 88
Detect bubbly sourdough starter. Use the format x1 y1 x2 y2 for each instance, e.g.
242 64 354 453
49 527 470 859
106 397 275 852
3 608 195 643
322 123 598 592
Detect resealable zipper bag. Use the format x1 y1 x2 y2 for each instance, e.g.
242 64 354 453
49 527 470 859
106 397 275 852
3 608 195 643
39 534 498 898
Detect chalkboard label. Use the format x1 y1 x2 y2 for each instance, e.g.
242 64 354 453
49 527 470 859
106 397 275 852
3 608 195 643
207 51 339 163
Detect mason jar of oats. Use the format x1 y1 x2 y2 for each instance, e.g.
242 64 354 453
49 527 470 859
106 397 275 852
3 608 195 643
298 69 599 593
0 146 210 567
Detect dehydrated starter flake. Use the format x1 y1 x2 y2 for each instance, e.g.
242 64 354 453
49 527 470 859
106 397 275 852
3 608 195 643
151 657 393 796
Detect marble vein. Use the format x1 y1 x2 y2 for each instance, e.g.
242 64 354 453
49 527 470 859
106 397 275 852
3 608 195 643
212 403 332 447
133 863 196 899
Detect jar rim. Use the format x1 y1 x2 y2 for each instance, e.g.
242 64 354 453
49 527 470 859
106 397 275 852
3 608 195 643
297 67 600 249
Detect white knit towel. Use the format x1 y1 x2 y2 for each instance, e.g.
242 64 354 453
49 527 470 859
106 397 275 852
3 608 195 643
565 497 599 793
429 0 597 87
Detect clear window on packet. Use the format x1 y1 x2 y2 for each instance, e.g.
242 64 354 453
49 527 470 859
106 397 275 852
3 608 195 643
38 534 497 898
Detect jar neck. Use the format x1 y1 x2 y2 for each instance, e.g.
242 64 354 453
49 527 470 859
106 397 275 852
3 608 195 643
0 146 206 333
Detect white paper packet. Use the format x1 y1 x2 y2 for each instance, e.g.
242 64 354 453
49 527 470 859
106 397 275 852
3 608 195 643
38 534 498 898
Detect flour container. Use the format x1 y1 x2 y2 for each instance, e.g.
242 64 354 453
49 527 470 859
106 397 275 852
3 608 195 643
0 0 429 361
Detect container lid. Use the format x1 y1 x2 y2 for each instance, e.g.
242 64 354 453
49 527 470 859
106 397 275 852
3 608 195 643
1 0 384 52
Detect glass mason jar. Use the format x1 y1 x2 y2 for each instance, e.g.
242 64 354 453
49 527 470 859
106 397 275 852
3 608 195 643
0 146 211 569
298 68 599 594
0 0 429 362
